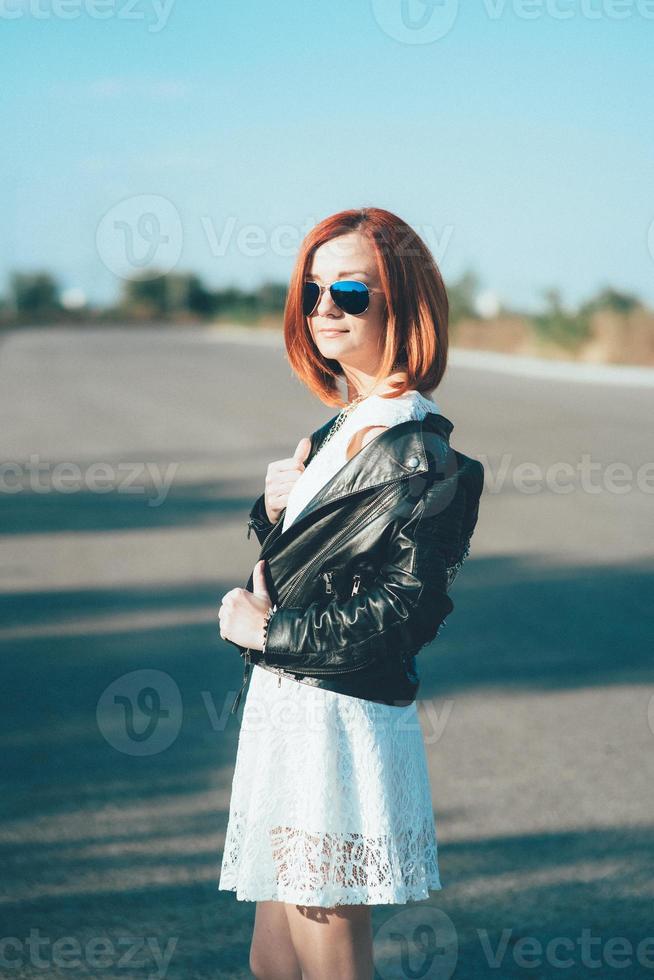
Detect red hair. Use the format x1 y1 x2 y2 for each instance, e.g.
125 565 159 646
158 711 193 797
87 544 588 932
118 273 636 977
283 207 449 409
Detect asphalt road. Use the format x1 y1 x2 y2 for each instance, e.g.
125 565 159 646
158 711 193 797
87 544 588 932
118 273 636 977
0 324 652 979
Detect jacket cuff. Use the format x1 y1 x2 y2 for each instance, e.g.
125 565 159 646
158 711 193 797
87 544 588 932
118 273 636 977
261 606 298 662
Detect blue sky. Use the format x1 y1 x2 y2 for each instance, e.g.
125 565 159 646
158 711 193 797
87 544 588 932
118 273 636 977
3 0 654 312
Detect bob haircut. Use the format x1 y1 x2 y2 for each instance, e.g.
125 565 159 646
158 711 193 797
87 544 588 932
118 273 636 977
284 207 449 409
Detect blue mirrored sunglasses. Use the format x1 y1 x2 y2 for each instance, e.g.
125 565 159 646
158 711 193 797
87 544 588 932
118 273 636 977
303 279 383 317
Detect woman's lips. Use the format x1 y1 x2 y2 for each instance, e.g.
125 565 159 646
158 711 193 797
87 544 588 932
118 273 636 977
320 329 348 336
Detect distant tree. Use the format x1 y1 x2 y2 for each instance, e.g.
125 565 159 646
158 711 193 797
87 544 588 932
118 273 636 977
212 285 258 322
120 271 217 319
119 272 289 322
121 271 169 317
187 275 217 317
10 271 61 317
163 274 191 315
256 281 287 314
580 286 641 317
447 269 481 324
533 287 591 349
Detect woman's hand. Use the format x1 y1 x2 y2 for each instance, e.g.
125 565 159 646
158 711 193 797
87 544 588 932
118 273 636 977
218 559 272 650
264 436 311 523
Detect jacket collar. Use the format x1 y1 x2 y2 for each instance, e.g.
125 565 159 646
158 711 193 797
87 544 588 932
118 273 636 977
259 410 454 559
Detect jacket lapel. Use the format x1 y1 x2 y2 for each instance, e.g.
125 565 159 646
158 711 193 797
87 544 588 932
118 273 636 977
259 411 454 560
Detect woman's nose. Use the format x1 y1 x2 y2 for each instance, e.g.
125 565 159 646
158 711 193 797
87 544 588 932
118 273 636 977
315 286 342 316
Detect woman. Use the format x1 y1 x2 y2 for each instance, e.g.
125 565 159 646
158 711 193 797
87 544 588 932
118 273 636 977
217 207 484 979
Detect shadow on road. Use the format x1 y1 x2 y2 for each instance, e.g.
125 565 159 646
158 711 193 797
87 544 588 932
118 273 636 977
0 556 652 976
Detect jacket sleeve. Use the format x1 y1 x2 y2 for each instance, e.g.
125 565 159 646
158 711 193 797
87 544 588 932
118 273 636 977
246 491 279 545
256 457 484 673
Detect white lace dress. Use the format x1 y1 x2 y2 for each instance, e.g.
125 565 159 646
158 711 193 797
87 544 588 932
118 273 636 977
218 390 444 905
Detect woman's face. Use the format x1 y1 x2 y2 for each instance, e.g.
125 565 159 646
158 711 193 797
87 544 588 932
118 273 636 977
305 231 387 375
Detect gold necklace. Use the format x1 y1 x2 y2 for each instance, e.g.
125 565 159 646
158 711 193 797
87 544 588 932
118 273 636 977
315 392 367 456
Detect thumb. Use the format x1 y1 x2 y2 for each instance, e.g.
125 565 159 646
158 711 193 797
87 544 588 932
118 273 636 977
293 436 312 468
252 559 271 600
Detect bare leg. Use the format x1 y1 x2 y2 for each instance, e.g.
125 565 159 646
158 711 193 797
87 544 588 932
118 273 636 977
284 902 374 980
249 900 303 980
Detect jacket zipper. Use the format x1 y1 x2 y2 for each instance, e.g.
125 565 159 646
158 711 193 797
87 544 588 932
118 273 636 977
324 571 360 596
282 477 409 608
247 513 283 544
264 574 360 687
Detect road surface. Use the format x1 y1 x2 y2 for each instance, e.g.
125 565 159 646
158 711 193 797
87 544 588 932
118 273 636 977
0 324 652 979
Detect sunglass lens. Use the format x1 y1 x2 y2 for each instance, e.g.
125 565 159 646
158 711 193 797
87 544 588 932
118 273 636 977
302 281 321 316
330 280 370 315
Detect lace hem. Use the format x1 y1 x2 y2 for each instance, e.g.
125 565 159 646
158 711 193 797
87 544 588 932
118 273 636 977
217 880 443 907
218 814 442 906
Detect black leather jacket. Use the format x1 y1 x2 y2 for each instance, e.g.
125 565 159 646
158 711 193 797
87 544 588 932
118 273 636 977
229 409 484 714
